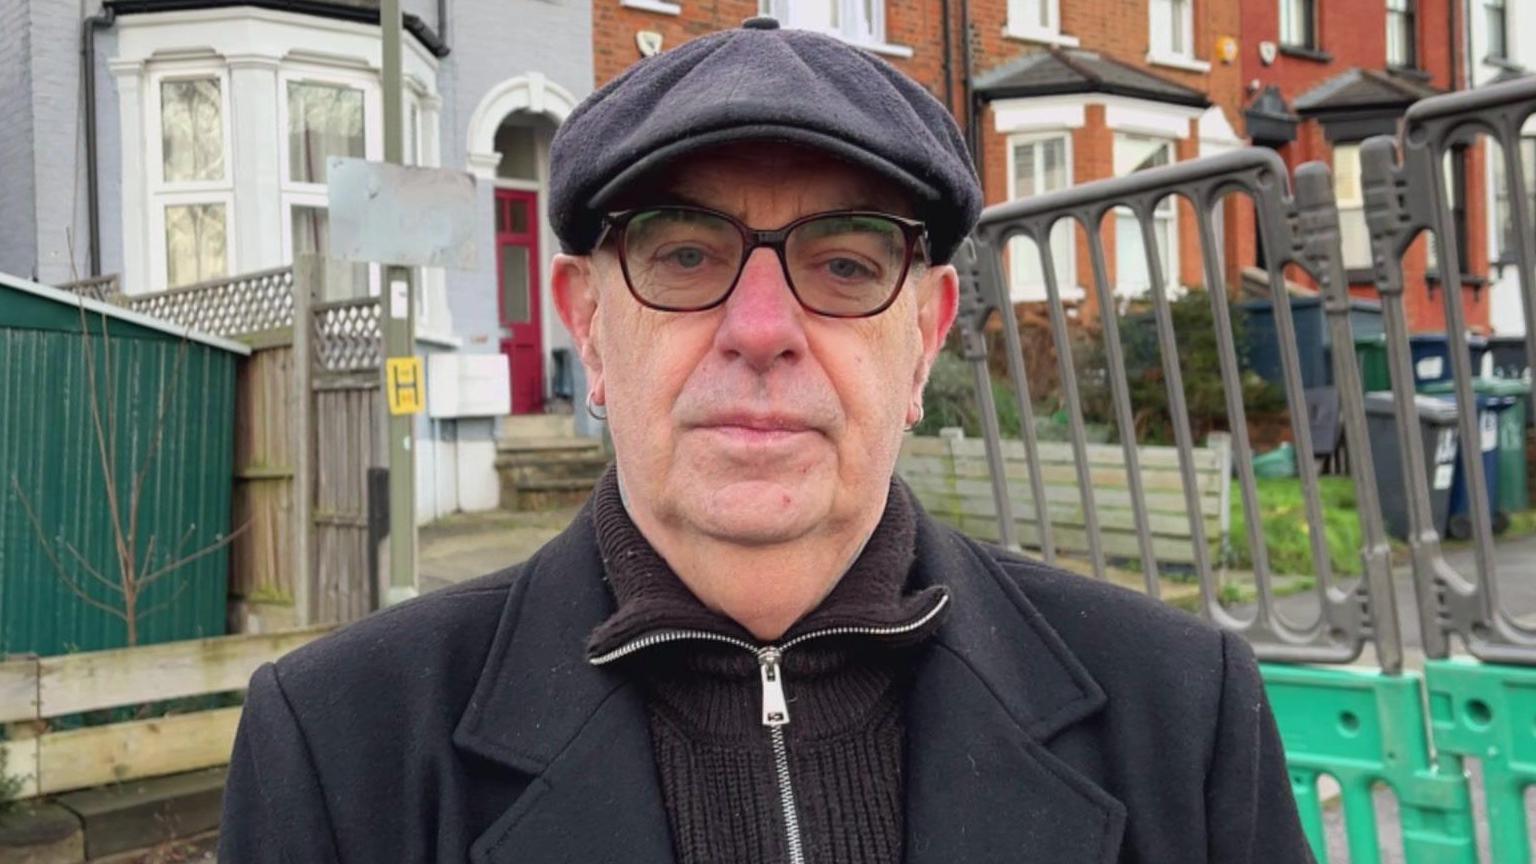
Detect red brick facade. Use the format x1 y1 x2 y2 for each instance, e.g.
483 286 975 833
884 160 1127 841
1240 0 1491 332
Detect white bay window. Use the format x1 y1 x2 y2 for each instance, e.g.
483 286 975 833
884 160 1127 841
149 68 234 289
1007 134 1076 302
1113 133 1177 298
279 72 382 299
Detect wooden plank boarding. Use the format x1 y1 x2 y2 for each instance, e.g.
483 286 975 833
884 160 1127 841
899 432 1232 566
35 707 243 796
0 656 39 723
36 627 332 718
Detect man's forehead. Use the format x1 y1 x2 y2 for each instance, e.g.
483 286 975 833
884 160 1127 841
616 142 916 218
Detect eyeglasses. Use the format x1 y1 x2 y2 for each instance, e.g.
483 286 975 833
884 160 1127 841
597 206 929 318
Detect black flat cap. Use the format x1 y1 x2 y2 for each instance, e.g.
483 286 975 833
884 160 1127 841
548 17 982 265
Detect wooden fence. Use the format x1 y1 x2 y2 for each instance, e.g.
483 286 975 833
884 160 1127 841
74 257 382 629
898 430 1232 564
0 627 330 798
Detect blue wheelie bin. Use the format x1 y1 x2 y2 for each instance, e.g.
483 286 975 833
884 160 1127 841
1409 332 1491 387
1420 384 1514 539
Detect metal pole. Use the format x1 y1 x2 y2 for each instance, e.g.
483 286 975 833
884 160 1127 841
381 0 417 605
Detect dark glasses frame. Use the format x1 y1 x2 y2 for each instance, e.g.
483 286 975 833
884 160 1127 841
596 205 930 318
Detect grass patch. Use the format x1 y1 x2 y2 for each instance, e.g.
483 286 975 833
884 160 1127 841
1227 476 1364 577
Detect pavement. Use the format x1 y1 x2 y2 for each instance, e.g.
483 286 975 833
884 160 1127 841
418 505 584 593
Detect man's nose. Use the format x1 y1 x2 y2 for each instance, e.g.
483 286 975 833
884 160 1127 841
712 247 808 371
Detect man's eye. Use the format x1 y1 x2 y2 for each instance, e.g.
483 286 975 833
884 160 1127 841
825 257 877 280
658 247 711 268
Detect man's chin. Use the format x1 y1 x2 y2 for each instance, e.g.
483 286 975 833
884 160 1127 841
688 478 831 546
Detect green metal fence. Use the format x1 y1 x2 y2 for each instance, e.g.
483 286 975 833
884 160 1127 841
0 273 248 655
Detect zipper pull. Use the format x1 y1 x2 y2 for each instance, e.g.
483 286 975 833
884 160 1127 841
758 647 790 727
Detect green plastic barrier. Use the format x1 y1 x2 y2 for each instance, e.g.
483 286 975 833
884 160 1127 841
1425 658 1536 864
1261 664 1477 863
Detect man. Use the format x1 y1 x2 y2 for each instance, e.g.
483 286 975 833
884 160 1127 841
220 17 1314 864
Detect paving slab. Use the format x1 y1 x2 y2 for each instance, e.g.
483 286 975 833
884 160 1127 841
418 506 582 593
0 803 83 864
55 769 224 861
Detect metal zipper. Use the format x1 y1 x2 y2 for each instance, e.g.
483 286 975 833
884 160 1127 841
588 590 950 864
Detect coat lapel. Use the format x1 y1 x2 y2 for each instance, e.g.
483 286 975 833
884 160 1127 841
903 516 1127 864
452 508 678 864
450 494 1125 864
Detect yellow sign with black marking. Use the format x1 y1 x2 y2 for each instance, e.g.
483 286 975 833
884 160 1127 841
386 356 425 416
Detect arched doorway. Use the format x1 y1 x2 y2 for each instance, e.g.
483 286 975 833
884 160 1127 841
465 74 577 414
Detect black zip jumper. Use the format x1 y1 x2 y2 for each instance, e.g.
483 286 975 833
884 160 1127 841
585 470 948 864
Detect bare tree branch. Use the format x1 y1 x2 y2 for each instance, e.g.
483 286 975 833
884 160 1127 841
10 475 128 622
76 302 131 580
133 579 192 627
139 520 251 590
60 538 126 596
130 338 191 547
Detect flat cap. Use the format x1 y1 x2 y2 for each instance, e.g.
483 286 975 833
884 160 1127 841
548 18 982 265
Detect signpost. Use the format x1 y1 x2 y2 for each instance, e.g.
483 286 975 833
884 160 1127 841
327 0 477 607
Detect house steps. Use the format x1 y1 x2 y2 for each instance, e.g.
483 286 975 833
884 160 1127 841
496 413 609 511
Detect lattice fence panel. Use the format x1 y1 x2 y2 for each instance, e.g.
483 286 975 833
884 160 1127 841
313 299 382 373
112 268 295 338
58 274 122 303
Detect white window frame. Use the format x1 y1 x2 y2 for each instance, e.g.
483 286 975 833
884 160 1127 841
1279 0 1317 50
1148 0 1210 71
1332 142 1373 271
277 65 385 299
1006 133 1078 302
1112 133 1179 299
1004 0 1080 48
1386 0 1416 68
758 0 913 57
1490 135 1536 265
146 62 236 291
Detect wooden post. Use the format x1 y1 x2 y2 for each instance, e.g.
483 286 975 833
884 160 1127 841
291 257 318 626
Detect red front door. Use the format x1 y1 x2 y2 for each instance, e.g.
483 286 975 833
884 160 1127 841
496 189 543 414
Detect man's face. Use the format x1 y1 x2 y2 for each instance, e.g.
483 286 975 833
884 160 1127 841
554 144 957 550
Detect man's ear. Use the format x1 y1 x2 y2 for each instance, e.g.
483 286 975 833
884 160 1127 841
552 253 604 405
908 264 959 419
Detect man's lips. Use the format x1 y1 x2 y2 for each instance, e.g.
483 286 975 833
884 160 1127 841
691 413 822 442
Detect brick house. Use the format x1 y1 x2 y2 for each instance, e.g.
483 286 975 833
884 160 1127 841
0 0 596 520
1239 0 1492 333
967 0 1253 319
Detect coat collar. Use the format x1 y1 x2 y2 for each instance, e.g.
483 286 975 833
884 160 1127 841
454 496 1125 863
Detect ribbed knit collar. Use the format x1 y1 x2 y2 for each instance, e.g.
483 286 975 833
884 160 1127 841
585 466 948 662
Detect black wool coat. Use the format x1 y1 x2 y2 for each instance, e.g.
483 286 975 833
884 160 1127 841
219 502 1316 863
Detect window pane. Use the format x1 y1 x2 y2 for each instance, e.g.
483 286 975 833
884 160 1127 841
288 81 365 184
161 78 223 183
495 124 538 181
1339 208 1372 269
1280 0 1313 48
165 203 227 288
501 244 531 323
1170 0 1189 54
1042 138 1067 190
1486 0 1507 57
291 205 368 299
1014 142 1038 198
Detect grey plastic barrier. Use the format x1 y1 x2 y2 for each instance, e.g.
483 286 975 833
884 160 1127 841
956 148 1403 672
1360 74 1536 663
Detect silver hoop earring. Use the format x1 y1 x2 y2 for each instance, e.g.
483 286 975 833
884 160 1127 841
904 404 924 432
586 392 608 422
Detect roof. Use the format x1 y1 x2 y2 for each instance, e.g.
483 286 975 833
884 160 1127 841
0 272 252 356
1293 68 1440 115
974 48 1209 108
103 0 450 57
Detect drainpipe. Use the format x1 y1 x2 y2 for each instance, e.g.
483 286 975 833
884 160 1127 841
82 4 116 278
961 0 981 187
941 0 954 114
437 0 448 52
